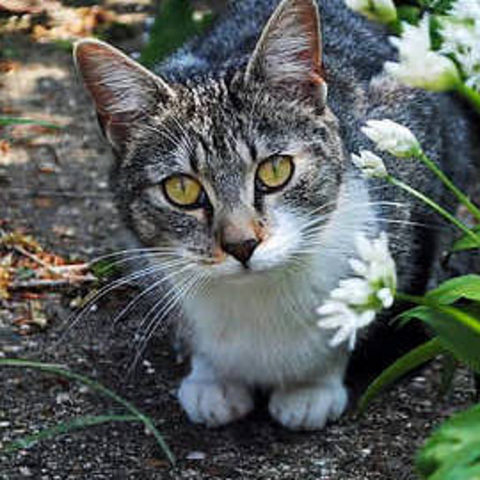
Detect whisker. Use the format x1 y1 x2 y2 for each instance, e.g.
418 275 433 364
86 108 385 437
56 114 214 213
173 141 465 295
58 260 188 341
374 217 444 231
91 252 181 272
88 247 179 265
305 199 408 219
111 263 195 327
128 271 207 374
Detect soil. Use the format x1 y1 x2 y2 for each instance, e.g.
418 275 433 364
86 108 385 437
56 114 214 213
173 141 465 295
0 2 478 479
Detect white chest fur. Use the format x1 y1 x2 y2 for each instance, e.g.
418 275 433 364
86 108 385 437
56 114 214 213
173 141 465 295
182 178 375 386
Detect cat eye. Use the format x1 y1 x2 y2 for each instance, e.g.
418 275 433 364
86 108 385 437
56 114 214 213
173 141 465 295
163 174 204 208
256 155 294 193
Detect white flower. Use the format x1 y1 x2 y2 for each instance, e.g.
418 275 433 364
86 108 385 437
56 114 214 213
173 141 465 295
440 4 480 92
361 119 422 158
345 0 397 24
317 302 375 350
317 232 397 350
385 17 460 92
352 150 388 178
353 231 397 299
448 0 480 23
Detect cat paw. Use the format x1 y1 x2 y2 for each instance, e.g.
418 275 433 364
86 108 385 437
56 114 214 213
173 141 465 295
269 381 348 430
178 377 253 427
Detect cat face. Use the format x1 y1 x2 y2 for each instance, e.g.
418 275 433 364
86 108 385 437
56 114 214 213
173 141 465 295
117 83 345 279
74 0 348 281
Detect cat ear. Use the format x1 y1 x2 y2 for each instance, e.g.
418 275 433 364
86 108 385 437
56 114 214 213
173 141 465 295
245 0 327 109
74 39 175 153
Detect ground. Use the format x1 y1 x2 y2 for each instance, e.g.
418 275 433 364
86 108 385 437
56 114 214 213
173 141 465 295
0 2 478 479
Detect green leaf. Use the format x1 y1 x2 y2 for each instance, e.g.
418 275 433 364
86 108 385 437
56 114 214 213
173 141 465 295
357 338 444 414
400 305 480 373
0 116 62 129
415 0 456 14
397 305 431 327
2 414 138 453
416 403 480 480
140 0 213 67
452 225 480 252
0 359 175 464
90 258 121 280
426 275 480 304
396 5 421 24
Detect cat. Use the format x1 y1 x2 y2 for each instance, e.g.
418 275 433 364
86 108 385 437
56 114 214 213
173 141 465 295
73 0 479 430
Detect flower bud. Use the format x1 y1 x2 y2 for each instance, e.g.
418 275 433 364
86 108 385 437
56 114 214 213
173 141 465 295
352 150 388 178
362 119 422 158
345 0 397 24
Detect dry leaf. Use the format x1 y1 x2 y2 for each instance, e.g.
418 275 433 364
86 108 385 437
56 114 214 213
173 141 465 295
0 140 11 155
0 231 42 252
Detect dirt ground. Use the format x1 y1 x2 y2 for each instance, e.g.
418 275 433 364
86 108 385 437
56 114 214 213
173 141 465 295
0 2 478 479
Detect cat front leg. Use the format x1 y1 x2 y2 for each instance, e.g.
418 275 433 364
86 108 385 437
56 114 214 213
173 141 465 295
178 355 254 427
269 370 348 431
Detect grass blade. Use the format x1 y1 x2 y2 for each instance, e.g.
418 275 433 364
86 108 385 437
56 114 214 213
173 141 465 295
0 116 62 129
0 358 175 464
2 414 138 453
357 337 445 414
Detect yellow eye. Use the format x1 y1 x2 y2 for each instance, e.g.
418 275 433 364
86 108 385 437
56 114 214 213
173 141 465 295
256 155 294 191
163 175 203 208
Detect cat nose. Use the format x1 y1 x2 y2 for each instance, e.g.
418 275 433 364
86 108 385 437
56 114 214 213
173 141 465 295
222 238 259 267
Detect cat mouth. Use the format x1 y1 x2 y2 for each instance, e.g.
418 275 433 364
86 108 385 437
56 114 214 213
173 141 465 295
215 258 289 283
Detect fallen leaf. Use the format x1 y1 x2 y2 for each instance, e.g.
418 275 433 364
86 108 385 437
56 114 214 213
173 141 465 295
38 166 57 174
0 61 20 73
0 266 11 300
0 231 42 252
0 140 10 155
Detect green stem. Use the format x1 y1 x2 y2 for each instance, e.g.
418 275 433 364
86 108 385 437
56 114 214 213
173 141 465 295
418 153 480 222
396 291 428 305
387 175 480 247
456 83 480 117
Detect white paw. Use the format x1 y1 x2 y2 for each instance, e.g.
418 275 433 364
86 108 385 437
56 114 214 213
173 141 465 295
269 381 348 430
178 377 253 427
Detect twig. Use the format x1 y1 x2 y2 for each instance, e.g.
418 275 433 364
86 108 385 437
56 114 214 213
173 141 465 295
12 245 91 278
10 275 96 291
48 263 91 275
12 245 56 274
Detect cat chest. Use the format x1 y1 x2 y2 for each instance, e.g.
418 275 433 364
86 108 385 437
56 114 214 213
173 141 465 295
184 284 332 384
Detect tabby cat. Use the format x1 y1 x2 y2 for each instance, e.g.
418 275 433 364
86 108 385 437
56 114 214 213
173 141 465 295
74 0 478 429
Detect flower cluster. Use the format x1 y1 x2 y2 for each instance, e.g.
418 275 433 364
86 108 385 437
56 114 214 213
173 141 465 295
351 119 422 178
317 232 397 350
345 0 397 24
440 0 480 92
385 16 460 92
